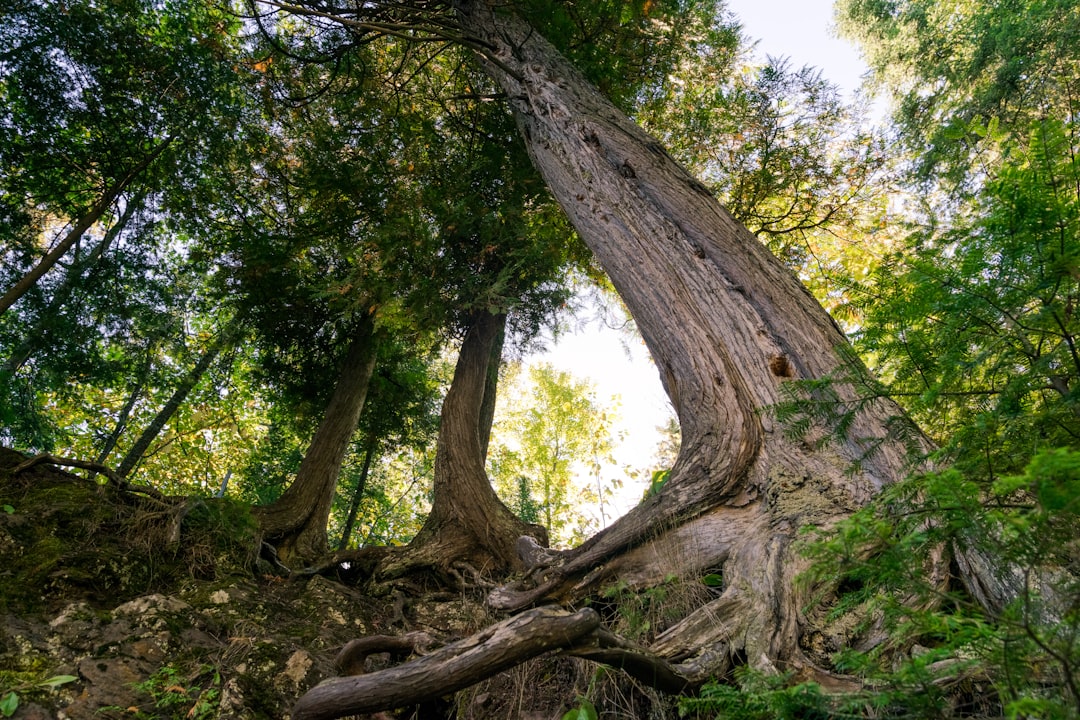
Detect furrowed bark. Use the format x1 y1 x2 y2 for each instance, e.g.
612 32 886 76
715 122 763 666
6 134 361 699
451 0 931 667
378 310 544 580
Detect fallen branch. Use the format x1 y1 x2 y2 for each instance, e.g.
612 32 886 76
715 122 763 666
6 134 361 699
13 453 169 503
566 626 692 693
291 606 600 720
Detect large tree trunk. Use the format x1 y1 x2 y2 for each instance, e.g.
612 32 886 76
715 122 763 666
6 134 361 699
257 313 378 566
453 0 935 679
378 310 545 581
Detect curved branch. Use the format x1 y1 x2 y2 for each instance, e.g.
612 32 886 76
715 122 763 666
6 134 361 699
12 453 168 504
292 606 600 720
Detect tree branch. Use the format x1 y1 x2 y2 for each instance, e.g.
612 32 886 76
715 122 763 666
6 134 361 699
12 453 168 504
292 606 600 720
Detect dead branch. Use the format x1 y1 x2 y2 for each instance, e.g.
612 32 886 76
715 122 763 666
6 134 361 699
566 626 692 694
291 606 600 720
12 453 169 504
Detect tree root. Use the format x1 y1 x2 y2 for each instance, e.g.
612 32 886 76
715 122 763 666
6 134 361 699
335 631 436 675
566 626 693 693
291 606 601 720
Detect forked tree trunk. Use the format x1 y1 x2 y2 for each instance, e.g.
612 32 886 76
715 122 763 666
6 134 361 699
378 310 544 581
477 311 505 461
257 313 378 565
453 0 940 679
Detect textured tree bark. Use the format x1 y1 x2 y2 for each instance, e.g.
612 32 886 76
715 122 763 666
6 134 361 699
378 310 544 580
452 0 932 677
257 313 378 565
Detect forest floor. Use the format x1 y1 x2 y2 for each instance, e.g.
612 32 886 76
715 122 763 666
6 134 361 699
0 447 632 720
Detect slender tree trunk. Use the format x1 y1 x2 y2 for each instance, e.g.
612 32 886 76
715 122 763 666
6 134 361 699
337 439 378 551
0 142 169 318
116 321 237 478
95 379 144 466
5 192 145 374
256 314 378 565
378 310 545 580
453 1 951 679
477 312 505 462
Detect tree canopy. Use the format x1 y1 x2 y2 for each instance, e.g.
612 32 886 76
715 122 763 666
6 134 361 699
2 0 1079 717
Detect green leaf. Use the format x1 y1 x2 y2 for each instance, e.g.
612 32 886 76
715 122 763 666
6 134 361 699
0 692 18 718
561 698 597 720
701 573 723 587
38 675 78 689
2 505 13 514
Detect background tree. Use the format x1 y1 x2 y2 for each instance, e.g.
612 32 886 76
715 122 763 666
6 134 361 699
487 362 620 546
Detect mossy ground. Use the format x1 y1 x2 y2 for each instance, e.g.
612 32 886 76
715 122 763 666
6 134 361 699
0 447 259 616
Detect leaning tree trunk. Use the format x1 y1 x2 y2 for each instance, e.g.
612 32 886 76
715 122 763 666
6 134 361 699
336 438 378 551
378 310 545 581
5 191 145 374
453 0 948 680
116 320 239 478
257 313 378 566
0 141 170 318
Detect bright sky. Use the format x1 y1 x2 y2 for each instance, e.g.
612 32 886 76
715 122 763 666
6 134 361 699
524 0 871 518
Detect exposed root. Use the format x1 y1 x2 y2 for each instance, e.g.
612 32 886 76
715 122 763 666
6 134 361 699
336 631 436 675
291 606 601 720
566 626 692 694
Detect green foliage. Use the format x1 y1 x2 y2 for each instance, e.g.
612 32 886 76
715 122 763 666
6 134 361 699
561 696 598 720
800 449 1080 717
642 469 671 500
131 665 221 720
680 671 839 720
512 476 543 525
837 0 1080 187
0 675 78 718
488 363 622 545
851 118 1080 479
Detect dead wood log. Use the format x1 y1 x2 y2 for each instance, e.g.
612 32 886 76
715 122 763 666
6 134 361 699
291 606 600 720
